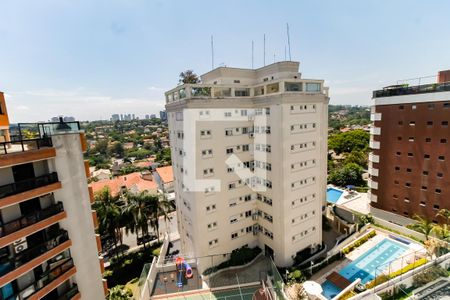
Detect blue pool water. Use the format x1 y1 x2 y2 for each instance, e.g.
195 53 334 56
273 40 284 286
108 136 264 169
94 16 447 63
321 238 409 298
327 187 344 203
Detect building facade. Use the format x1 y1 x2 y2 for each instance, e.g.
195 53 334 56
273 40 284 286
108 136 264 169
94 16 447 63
165 61 328 268
369 70 450 224
0 96 106 299
0 93 10 144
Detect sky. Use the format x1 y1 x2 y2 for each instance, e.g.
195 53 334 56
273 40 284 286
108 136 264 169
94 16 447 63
1 0 450 122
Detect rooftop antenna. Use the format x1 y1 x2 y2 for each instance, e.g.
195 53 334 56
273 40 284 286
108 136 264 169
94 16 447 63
263 34 266 66
285 45 287 61
273 53 276 63
287 23 292 61
251 40 254 69
211 35 214 69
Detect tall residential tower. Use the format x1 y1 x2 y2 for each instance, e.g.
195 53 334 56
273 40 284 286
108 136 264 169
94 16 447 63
165 62 328 267
369 70 450 224
0 93 106 299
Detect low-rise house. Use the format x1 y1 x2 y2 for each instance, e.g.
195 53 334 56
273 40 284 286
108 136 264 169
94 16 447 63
153 166 174 193
91 168 111 181
89 172 158 197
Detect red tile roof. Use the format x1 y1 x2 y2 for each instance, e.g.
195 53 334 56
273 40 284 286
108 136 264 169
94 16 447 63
89 172 158 196
155 166 173 184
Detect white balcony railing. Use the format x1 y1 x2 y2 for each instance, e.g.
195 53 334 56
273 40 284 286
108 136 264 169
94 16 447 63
368 167 379 177
369 140 380 149
370 113 382 121
369 192 378 203
368 179 378 190
370 127 381 135
369 152 380 163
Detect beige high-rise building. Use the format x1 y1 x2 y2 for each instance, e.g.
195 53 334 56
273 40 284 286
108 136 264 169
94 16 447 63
0 93 106 299
165 61 329 268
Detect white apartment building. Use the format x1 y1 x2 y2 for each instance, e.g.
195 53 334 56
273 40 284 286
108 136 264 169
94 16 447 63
165 61 329 268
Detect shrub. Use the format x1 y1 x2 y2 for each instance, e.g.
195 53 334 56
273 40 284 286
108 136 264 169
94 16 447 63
202 246 261 276
152 248 161 256
342 230 376 254
366 258 428 288
413 265 448 287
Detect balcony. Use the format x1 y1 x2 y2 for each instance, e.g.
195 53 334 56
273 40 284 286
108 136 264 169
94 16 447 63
0 173 60 208
0 137 52 155
56 284 79 300
0 202 63 238
0 230 69 278
8 258 76 300
373 81 450 98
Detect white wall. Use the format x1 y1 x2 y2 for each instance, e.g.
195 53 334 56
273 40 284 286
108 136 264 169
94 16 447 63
51 134 105 300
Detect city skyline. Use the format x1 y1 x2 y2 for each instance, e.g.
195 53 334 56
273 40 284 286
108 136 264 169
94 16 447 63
1 0 450 122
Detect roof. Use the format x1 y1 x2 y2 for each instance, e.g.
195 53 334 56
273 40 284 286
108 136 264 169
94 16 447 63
89 172 158 196
92 169 111 177
155 166 174 184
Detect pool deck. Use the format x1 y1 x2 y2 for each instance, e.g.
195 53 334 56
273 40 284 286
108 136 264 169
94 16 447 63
312 230 425 285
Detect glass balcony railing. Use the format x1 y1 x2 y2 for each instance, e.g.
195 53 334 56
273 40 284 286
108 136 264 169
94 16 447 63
0 230 69 277
373 81 450 98
0 137 52 155
5 258 75 300
0 202 64 237
56 284 79 300
0 172 59 199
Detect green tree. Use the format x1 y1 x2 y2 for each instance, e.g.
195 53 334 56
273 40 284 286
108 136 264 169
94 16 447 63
108 285 132 300
179 70 200 84
94 139 109 156
110 141 125 158
408 215 435 240
123 191 154 248
437 208 450 224
93 187 123 253
148 194 171 242
344 150 368 169
433 224 450 242
328 129 370 155
328 163 365 187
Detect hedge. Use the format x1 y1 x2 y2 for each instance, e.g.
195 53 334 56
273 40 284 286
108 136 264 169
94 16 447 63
365 257 428 289
202 246 261 276
342 230 376 254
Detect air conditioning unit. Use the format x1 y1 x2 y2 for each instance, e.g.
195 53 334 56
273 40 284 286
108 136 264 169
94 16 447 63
13 238 28 254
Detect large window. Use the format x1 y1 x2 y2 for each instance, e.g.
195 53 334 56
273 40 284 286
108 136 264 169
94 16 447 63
305 83 321 92
285 82 302 92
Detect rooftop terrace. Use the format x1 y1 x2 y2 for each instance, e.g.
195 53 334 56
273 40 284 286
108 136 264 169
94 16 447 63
373 81 450 98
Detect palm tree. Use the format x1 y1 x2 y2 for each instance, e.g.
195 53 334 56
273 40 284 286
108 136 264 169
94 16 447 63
179 70 199 84
93 187 123 255
148 193 172 242
437 208 450 224
433 223 450 242
408 215 435 240
123 191 154 248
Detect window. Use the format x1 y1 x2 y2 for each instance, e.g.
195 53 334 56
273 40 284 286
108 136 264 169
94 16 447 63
405 182 411 187
440 139 447 144
395 166 400 171
421 186 427 191
435 188 441 194
406 168 412 173
305 83 321 92
408 153 413 157
433 204 440 210
428 103 435 109
424 154 430 159
412 105 417 110
423 170 429 176
444 102 450 108
399 105 404 110
231 232 238 239
438 155 445 161
427 121 433 126
224 112 232 117
234 80 240 83
396 151 401 156
394 180 399 185
420 202 426 207
425 138 431 143
409 121 416 126
398 121 403 125
226 147 234 154
409 137 414 142
397 136 402 141
404 198 410 203
442 121 449 127
437 172 443 178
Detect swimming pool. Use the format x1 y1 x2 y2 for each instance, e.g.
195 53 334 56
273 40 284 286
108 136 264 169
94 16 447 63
327 187 344 203
321 238 409 298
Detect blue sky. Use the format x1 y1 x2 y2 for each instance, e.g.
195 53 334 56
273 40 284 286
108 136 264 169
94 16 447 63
1 0 450 122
